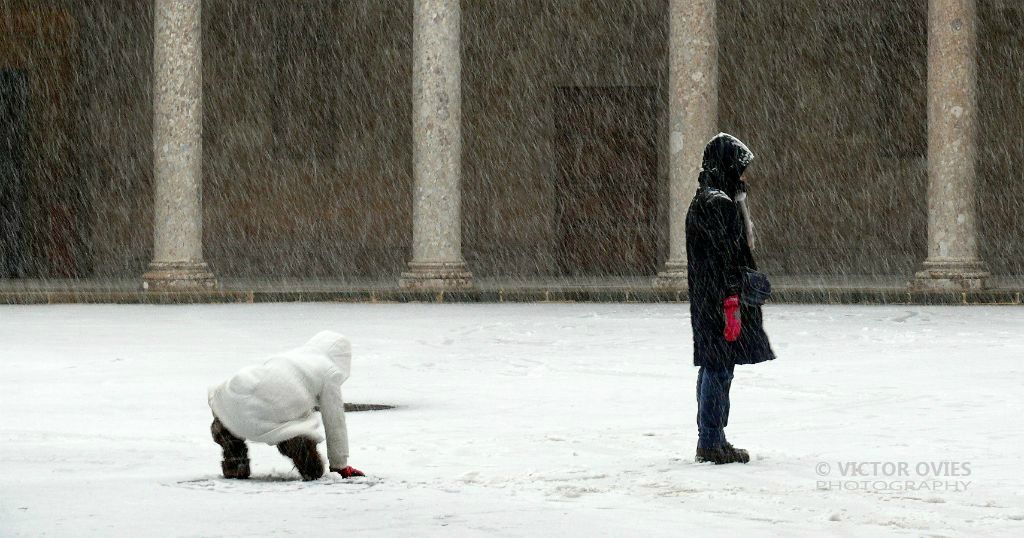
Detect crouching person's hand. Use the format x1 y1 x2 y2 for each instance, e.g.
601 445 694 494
332 466 365 478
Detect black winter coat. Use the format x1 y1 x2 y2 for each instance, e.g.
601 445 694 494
686 133 775 368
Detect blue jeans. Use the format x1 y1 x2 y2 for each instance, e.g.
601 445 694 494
696 365 735 449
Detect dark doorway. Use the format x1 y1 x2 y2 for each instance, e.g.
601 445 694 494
1 68 27 278
554 86 658 276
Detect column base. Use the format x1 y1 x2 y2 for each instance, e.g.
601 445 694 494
911 259 989 291
400 261 473 290
142 261 217 291
653 262 688 290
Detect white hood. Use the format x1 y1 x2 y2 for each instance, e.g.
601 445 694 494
299 330 352 383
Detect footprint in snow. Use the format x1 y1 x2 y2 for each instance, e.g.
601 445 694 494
170 475 380 493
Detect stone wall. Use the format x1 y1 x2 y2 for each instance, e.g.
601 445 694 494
1 1 87 277
75 0 154 278
719 0 929 276
15 0 1024 280
978 0 1024 276
201 0 414 278
462 0 667 276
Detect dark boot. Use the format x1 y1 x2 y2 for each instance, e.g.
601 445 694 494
695 443 750 465
211 417 250 479
221 457 251 479
276 436 324 481
723 443 750 463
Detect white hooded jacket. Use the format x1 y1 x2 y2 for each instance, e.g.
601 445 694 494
208 331 351 468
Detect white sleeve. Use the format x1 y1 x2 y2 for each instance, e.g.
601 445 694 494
319 373 349 469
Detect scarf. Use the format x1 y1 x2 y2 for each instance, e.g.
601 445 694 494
734 191 755 251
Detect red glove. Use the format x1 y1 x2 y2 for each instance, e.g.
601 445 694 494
723 295 741 342
332 466 365 478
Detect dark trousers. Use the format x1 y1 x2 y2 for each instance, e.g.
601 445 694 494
696 364 735 449
211 416 248 461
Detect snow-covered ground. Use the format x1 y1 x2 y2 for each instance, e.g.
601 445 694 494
1 303 1022 537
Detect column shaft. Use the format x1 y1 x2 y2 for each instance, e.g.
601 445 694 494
913 0 988 291
143 0 215 291
655 0 718 290
400 0 472 290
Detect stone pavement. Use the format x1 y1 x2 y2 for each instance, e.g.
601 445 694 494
0 276 1021 305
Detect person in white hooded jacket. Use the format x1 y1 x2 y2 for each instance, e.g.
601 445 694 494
208 331 364 480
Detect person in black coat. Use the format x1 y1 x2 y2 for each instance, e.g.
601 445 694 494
686 132 776 464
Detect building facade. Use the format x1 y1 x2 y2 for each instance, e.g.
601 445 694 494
1 0 1021 292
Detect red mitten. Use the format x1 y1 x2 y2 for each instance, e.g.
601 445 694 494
333 466 365 478
723 295 741 342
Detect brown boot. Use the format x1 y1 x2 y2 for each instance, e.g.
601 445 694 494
695 442 750 465
211 417 250 479
221 457 251 479
276 436 324 481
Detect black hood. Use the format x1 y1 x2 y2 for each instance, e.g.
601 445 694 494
697 133 755 197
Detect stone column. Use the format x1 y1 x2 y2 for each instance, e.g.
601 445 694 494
913 0 988 291
143 0 215 291
655 0 718 290
400 0 472 290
